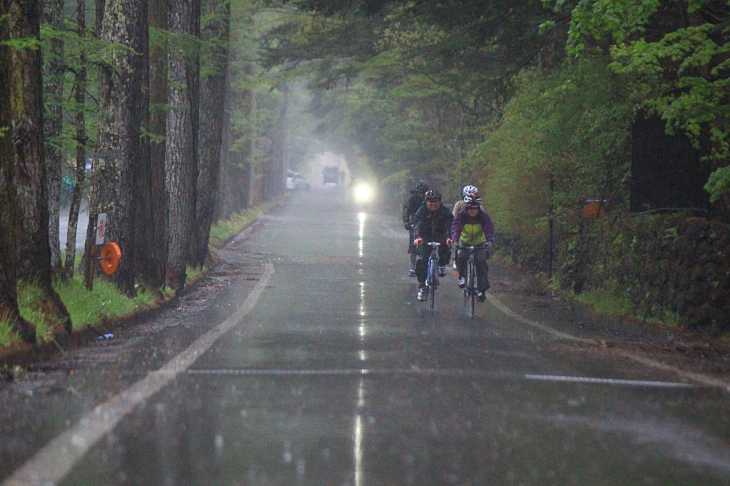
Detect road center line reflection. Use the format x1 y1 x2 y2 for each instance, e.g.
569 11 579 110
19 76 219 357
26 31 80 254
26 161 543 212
524 374 696 388
354 212 367 485
354 378 365 486
357 212 366 258
359 281 366 337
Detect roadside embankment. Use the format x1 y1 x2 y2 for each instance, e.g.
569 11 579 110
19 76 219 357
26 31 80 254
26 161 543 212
499 212 730 333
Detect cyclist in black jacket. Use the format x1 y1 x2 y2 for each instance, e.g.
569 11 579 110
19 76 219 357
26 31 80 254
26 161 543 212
402 180 428 276
413 189 453 301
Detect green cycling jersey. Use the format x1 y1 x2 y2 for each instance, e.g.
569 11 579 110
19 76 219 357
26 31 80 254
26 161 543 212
459 223 487 246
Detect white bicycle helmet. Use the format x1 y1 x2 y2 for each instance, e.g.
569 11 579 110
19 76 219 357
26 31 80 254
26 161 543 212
463 193 482 207
462 185 478 197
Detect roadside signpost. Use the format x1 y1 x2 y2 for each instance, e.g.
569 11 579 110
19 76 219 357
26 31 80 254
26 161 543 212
95 213 108 245
85 213 122 290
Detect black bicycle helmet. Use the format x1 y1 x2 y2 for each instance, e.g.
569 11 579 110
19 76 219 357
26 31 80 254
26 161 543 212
424 189 442 201
416 180 429 193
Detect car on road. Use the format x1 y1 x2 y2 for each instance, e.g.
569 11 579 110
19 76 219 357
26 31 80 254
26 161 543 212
286 170 310 190
322 165 340 185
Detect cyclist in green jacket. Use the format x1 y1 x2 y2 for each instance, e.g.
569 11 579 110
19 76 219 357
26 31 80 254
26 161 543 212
451 192 494 302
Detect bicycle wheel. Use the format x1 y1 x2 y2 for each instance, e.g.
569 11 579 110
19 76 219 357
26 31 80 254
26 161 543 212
468 259 477 317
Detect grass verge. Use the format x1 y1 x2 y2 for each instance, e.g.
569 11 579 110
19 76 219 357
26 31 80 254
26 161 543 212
572 289 633 319
0 202 274 349
209 202 275 247
56 278 157 331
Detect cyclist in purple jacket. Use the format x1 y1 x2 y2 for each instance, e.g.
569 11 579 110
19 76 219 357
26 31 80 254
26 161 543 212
451 192 494 302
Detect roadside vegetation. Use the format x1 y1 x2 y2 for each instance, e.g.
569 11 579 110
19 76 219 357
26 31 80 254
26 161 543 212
0 201 272 349
208 202 277 247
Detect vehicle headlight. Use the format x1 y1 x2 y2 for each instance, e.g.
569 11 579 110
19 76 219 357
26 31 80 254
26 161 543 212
354 184 372 202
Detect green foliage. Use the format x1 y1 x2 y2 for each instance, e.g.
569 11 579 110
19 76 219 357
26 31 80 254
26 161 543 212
258 0 564 188
0 277 158 347
186 265 204 282
17 282 59 342
224 1 291 169
539 20 556 35
546 0 660 53
573 285 633 317
705 165 730 202
1 37 41 51
549 0 730 200
56 278 156 330
0 317 17 347
476 56 633 250
40 16 100 187
209 202 276 247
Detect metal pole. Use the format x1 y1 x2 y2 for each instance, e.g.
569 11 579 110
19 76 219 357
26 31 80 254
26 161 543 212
549 172 554 280
84 213 97 291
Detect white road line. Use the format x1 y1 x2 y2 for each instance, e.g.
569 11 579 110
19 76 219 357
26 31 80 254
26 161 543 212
485 293 596 344
2 262 275 486
616 352 730 391
187 368 697 388
485 293 730 391
524 374 695 388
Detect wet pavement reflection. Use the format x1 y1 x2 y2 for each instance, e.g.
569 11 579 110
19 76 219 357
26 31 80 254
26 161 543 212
6 186 730 485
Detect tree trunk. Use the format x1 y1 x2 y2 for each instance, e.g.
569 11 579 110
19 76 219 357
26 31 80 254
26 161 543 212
247 88 261 207
42 0 64 274
190 0 229 267
95 0 104 36
63 0 87 280
213 78 243 222
134 0 168 291
130 0 161 293
165 0 199 292
90 0 147 296
264 84 287 201
0 0 35 343
9 0 71 332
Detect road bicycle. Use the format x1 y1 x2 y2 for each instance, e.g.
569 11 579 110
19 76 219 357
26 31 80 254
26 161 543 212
459 242 491 317
461 245 478 317
425 241 441 311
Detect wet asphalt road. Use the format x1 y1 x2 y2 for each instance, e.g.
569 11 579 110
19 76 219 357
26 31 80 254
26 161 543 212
3 186 730 485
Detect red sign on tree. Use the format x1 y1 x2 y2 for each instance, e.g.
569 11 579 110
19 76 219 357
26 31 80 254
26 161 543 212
95 213 108 245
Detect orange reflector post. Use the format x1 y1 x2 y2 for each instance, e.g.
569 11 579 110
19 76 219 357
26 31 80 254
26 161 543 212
100 242 122 275
582 201 605 219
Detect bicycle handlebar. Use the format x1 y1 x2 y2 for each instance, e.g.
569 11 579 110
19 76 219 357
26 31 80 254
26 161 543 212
458 243 491 250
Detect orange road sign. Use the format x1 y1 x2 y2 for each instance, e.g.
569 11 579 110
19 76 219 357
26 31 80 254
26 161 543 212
100 242 121 275
582 201 606 219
